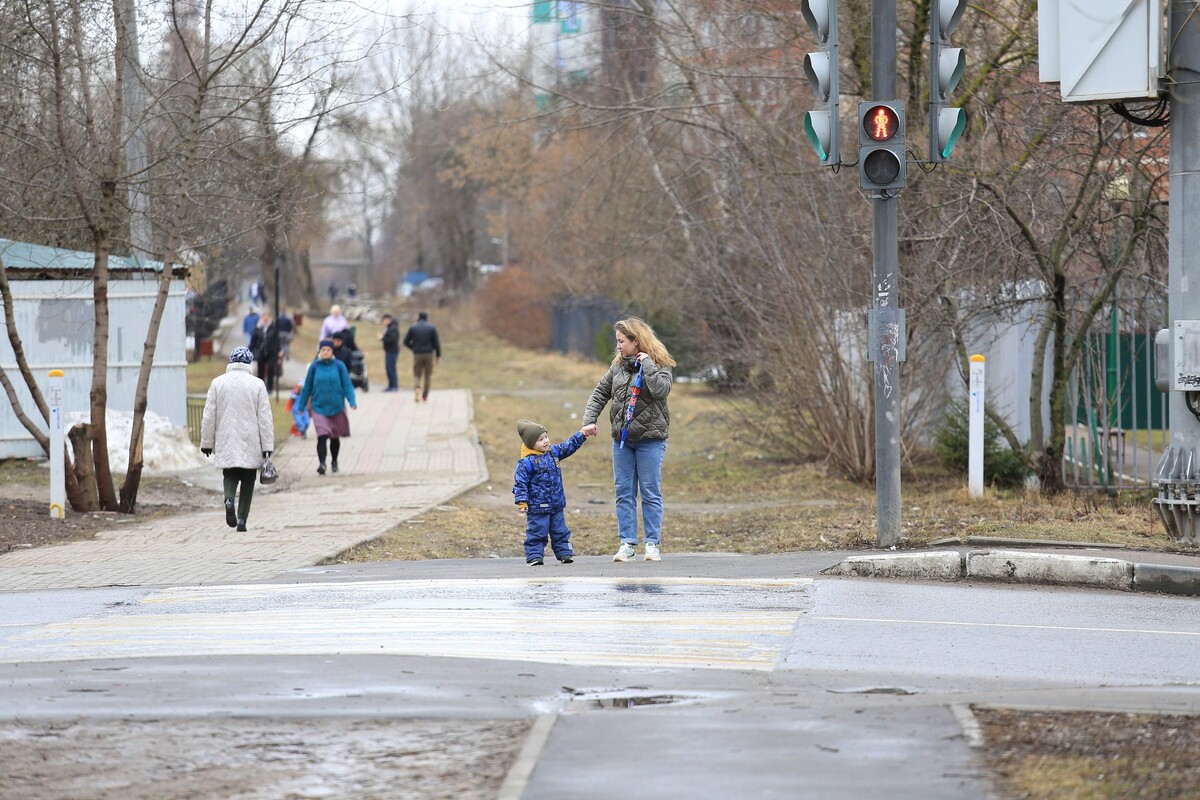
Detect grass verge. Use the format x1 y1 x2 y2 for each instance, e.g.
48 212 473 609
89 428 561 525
323 299 1176 564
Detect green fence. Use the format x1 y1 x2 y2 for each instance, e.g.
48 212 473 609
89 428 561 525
186 395 205 446
1075 332 1167 430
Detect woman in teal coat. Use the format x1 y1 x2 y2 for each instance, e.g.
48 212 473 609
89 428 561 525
296 338 357 474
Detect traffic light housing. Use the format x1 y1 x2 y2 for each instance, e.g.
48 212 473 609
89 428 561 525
929 0 968 161
801 0 839 165
859 101 905 193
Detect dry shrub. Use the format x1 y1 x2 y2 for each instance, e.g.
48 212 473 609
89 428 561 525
478 266 553 346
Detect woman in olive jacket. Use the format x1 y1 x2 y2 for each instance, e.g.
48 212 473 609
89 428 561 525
581 317 676 563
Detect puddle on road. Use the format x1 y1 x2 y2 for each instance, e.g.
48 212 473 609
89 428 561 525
560 688 699 713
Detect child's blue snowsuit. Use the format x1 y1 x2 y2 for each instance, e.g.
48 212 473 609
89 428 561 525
288 385 311 437
513 432 586 562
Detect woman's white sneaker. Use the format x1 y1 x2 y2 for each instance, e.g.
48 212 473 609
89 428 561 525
613 543 636 562
643 543 661 562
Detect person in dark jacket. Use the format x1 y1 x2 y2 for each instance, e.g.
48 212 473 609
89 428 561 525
329 330 355 372
402 311 441 402
379 313 401 391
513 419 592 566
248 312 280 392
296 339 357 475
277 310 295 360
581 317 676 563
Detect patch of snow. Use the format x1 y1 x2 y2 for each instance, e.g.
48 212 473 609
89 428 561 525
65 409 209 474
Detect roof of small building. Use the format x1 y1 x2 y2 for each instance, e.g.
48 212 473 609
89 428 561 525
0 239 187 279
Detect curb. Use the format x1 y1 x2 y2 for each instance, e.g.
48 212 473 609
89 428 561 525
821 549 1200 596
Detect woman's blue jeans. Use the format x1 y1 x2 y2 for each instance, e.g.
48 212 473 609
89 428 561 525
612 438 666 545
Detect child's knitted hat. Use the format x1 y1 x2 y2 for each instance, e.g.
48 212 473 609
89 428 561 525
517 419 547 449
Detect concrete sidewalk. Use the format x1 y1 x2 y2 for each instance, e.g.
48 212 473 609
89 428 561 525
0 378 488 590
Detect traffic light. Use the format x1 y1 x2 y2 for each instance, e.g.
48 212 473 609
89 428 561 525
858 101 905 193
801 0 839 165
928 0 968 161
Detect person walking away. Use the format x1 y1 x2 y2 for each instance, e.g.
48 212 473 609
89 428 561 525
327 282 338 303
296 338 357 475
277 309 295 360
581 317 676 563
379 313 401 392
403 310 441 402
249 312 280 392
513 419 592 566
199 346 274 532
241 305 259 346
320 304 349 341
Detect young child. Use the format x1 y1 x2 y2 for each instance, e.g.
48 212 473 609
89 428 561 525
513 418 591 566
287 382 310 438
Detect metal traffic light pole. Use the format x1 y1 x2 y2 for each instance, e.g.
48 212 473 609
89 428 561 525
871 0 902 547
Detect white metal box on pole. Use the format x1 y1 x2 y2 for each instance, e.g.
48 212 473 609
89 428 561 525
1040 0 1165 103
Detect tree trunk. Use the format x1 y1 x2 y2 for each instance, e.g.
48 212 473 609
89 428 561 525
90 225 118 511
1039 272 1069 494
117 426 143 514
63 443 87 512
68 423 99 512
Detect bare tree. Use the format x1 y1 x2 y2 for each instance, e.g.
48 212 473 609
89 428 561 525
0 0 401 511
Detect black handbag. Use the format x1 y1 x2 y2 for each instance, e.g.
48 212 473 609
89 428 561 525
260 456 278 484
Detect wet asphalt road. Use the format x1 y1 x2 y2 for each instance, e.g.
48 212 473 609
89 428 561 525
2 553 1200 798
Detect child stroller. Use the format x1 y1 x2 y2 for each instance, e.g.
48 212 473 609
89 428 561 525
349 349 369 392
339 325 369 392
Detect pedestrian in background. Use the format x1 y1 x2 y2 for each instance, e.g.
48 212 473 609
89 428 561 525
199 346 274 533
379 313 400 392
329 329 354 372
320 304 349 341
249 311 280 392
277 309 295 360
296 338 357 475
402 310 441 402
581 317 676 563
513 419 591 566
241 305 259 346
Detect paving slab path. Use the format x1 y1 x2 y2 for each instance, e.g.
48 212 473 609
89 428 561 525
0 377 487 590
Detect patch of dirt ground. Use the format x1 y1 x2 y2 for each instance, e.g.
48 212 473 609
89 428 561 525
0 476 214 555
976 707 1200 799
0 717 528 800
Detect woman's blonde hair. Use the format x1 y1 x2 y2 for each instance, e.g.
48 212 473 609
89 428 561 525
611 317 677 367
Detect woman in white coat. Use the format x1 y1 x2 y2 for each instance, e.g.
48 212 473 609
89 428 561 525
199 346 274 531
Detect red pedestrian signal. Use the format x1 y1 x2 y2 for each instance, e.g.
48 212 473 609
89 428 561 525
857 101 906 194
864 104 899 142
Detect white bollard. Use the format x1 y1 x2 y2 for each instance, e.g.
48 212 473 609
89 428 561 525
968 354 985 497
48 369 66 520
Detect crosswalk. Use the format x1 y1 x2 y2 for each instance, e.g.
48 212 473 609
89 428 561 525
4 577 811 671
